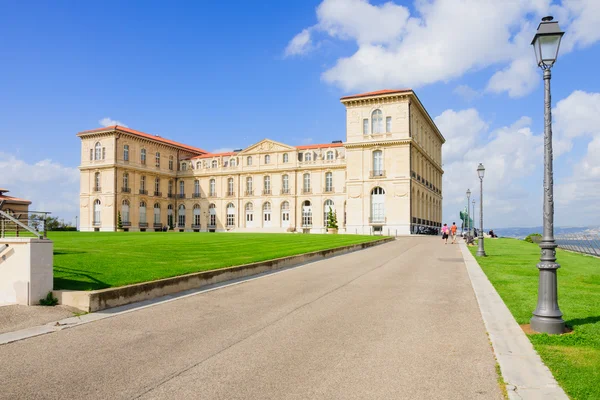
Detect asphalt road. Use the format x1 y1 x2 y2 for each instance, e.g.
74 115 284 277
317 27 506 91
0 237 501 400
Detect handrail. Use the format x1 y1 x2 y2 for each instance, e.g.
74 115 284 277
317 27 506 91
0 210 45 239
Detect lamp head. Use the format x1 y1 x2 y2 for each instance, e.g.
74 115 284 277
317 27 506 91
477 163 485 179
531 16 564 69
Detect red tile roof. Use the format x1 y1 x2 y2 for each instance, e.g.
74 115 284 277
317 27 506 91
296 143 344 150
0 194 31 205
78 126 208 155
340 89 412 100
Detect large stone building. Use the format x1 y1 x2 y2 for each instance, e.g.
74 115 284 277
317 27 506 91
78 89 444 234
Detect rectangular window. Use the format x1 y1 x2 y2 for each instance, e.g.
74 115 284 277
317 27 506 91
141 149 146 165
124 145 129 161
363 119 369 135
386 117 392 133
155 152 160 167
90 149 93 161
102 147 106 160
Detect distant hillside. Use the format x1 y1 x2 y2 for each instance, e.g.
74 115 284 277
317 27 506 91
491 226 600 239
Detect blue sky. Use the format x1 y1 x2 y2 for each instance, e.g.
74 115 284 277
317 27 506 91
1 0 599 228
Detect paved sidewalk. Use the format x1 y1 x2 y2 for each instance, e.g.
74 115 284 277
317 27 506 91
0 237 501 399
0 305 75 334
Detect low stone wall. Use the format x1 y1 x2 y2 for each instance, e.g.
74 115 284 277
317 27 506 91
54 237 394 312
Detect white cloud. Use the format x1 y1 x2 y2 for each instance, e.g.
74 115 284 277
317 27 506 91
286 0 600 96
285 29 314 57
437 109 543 227
99 117 127 127
0 153 79 222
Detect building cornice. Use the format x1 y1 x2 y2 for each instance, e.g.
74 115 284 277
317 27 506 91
344 139 412 148
411 141 444 173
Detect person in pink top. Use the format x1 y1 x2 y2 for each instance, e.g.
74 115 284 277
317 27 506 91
441 223 449 244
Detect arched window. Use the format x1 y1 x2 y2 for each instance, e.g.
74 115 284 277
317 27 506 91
93 199 101 225
121 200 130 223
246 176 253 195
371 109 383 134
123 172 129 190
181 162 187 171
167 204 174 228
265 155 271 164
94 172 101 191
226 203 235 226
326 151 334 160
282 174 289 194
169 156 174 171
139 201 147 224
245 202 254 223
155 152 160 167
193 204 201 226
228 177 234 196
141 148 146 164
247 156 253 166
212 160 217 168
372 150 383 177
325 172 333 192
263 202 271 224
302 200 312 227
209 179 216 196
208 204 216 226
179 180 185 196
154 177 160 195
264 175 271 194
324 199 334 226
371 187 385 223
123 145 129 161
303 173 311 193
305 152 312 162
153 203 161 224
283 153 289 163
94 142 102 160
281 201 290 225
178 204 186 227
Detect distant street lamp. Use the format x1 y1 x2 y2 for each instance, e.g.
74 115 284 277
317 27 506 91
476 163 486 257
466 189 471 240
472 199 476 237
530 16 565 335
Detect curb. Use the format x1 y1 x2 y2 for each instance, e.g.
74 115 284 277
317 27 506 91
459 242 568 400
54 237 394 312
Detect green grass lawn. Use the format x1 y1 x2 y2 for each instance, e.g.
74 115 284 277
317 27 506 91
469 239 600 400
50 232 384 291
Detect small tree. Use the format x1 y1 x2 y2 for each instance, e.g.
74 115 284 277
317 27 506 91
117 211 123 230
327 207 338 230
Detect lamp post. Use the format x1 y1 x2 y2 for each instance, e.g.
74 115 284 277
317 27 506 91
530 16 565 334
472 199 475 237
476 164 486 257
466 189 471 241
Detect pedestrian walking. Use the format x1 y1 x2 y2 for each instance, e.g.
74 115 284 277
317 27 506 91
451 222 458 244
441 223 449 244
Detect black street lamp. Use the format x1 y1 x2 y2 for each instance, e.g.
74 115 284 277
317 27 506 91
530 16 565 335
466 189 471 240
476 164 486 257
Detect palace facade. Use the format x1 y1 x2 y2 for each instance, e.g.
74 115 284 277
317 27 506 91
78 89 444 235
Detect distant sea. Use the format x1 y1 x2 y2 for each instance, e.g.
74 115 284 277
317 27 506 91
491 226 600 240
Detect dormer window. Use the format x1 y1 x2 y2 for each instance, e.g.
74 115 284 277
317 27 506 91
265 155 271 164
181 162 187 171
371 109 383 134
247 156 253 166
305 152 312 162
283 153 289 163
326 151 334 160
230 158 236 167
212 160 217 168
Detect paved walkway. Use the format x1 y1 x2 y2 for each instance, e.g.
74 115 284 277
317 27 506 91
0 237 501 399
0 305 75 334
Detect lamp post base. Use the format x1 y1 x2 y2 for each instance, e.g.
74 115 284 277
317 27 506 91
476 235 486 257
530 315 565 335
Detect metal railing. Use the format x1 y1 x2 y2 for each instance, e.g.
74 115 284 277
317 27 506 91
555 234 600 257
0 209 50 239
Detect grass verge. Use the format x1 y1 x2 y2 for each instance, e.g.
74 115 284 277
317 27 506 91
50 232 385 291
469 238 600 400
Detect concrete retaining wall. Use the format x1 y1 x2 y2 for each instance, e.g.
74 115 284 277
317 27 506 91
54 237 394 312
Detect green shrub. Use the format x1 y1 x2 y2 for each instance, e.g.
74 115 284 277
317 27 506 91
39 291 58 306
524 233 542 243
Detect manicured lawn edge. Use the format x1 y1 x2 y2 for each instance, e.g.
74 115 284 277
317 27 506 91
54 237 394 312
468 238 600 400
